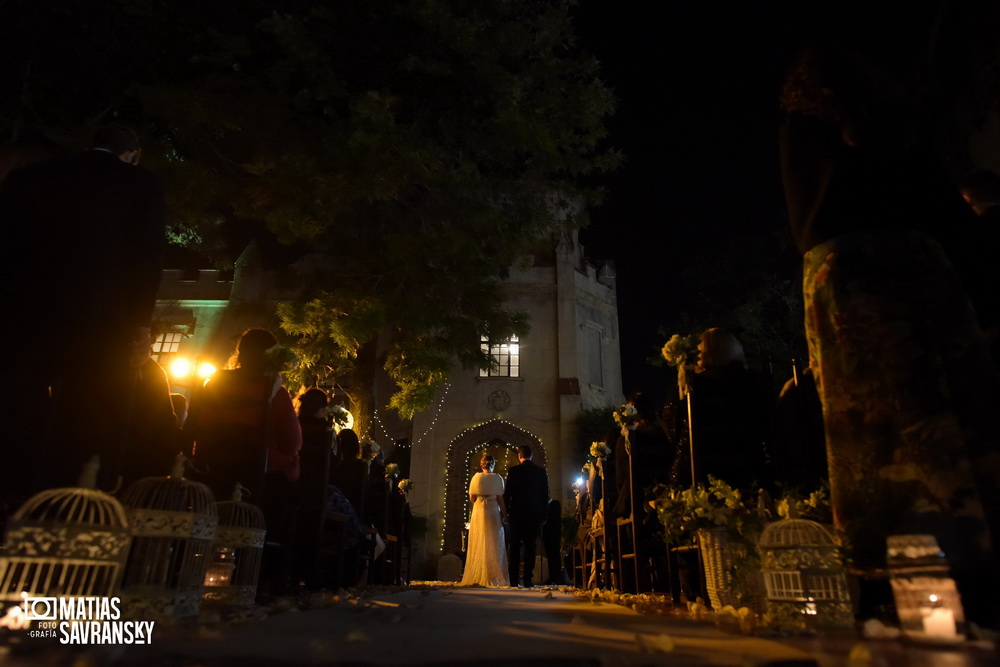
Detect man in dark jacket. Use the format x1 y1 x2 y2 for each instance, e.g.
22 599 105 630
0 124 166 494
504 444 549 587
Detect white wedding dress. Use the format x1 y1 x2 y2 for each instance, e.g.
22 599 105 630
460 472 509 587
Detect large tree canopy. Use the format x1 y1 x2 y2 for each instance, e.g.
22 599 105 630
2 0 619 420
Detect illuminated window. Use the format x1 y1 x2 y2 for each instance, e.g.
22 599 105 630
152 331 183 364
479 335 520 378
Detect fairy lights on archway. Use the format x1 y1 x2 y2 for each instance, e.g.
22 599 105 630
440 419 545 552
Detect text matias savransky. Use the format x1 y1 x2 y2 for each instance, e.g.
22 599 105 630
23 596 155 645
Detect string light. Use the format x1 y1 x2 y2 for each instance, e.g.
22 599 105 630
413 382 450 447
369 409 395 445
367 382 451 458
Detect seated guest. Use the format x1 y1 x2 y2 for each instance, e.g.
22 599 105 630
671 328 772 493
773 362 828 491
124 354 181 484
185 328 303 596
292 386 335 586
329 428 368 518
327 428 373 586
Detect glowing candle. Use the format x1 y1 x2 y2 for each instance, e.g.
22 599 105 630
922 606 957 638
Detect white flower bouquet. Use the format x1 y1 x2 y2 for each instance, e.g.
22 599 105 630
589 440 611 461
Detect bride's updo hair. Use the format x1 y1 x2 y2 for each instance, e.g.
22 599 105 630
480 454 496 472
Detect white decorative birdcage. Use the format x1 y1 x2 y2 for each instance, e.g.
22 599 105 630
118 455 218 619
0 458 131 608
203 485 266 607
758 518 852 628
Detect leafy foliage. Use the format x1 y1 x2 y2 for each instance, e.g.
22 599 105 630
1 1 619 421
575 405 615 448
653 476 767 545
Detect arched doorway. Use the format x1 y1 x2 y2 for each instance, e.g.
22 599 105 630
442 419 546 554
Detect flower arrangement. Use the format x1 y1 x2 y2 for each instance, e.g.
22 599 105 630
653 476 766 544
613 403 639 453
581 461 595 478
654 477 768 610
364 440 381 461
612 403 638 431
775 486 830 522
589 440 611 461
661 333 699 397
324 404 351 428
661 334 699 367
384 463 400 478
398 479 413 493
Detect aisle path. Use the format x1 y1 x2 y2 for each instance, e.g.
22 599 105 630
3 585 997 666
129 586 814 666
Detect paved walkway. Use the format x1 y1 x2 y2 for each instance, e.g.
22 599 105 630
2 585 997 666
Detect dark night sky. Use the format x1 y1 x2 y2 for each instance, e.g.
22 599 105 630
570 1 957 399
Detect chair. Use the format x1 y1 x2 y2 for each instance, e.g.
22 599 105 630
590 521 612 590
668 542 702 604
616 445 644 594
353 528 379 587
316 510 349 588
615 514 640 593
571 537 589 587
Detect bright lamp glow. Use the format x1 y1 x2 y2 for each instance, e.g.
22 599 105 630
335 409 355 433
169 358 192 378
576 476 584 486
197 361 217 379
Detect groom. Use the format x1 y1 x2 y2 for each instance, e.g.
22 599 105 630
504 445 550 587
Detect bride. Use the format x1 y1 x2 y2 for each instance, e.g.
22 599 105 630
460 454 510 587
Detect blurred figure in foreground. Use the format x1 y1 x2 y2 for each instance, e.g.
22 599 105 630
781 46 1000 626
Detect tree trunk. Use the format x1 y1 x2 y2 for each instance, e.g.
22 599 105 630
349 339 380 440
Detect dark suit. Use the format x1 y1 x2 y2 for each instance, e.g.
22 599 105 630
0 149 166 493
503 459 549 586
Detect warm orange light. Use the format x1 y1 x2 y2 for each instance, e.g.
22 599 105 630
197 361 217 379
169 358 192 378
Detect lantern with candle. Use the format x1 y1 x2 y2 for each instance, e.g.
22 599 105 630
887 534 965 642
118 455 218 618
203 485 266 607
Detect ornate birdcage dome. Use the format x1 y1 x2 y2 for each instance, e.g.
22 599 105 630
0 457 132 605
759 517 837 549
758 517 852 628
13 485 129 527
118 455 218 619
204 485 266 607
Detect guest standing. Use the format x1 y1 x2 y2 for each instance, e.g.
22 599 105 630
0 124 165 495
542 498 568 585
